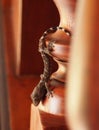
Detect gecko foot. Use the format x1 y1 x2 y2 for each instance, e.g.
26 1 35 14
46 90 53 98
45 82 53 98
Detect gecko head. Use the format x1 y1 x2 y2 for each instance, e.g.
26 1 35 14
30 93 41 106
30 83 47 106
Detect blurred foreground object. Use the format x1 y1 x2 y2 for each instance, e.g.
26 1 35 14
66 0 99 130
0 1 10 130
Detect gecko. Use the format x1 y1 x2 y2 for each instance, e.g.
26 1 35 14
31 27 71 106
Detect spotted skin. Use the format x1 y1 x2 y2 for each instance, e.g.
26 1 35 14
31 26 71 106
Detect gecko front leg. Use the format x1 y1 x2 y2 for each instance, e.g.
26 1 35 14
45 82 53 98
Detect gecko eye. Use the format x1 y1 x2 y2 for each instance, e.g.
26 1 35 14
32 97 40 106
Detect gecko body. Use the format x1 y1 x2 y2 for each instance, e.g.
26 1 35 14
31 27 71 106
